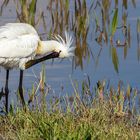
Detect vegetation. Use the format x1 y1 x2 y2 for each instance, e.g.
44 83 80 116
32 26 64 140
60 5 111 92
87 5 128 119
0 0 140 139
0 80 140 140
0 0 139 72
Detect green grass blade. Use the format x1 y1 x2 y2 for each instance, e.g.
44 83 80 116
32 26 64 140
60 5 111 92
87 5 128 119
29 0 37 25
137 18 140 33
112 47 119 73
111 8 118 36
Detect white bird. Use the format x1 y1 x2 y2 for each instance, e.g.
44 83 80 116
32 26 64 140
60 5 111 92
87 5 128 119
0 23 75 112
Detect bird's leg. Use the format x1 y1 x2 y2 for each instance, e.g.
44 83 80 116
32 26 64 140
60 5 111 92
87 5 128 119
18 70 26 107
5 69 9 113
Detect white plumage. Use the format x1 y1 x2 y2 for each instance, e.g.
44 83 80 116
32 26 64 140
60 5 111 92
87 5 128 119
0 23 75 112
0 23 75 70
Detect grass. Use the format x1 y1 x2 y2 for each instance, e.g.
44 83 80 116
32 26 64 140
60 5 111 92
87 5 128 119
0 80 140 140
0 0 139 139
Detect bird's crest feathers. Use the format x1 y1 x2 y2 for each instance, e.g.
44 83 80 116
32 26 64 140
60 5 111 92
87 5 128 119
51 31 75 58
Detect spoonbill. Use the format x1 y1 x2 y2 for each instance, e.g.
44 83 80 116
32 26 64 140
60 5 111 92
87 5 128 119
0 23 75 112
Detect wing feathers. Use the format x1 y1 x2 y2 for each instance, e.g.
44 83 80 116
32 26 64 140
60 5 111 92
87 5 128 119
0 23 38 40
0 34 39 58
0 23 40 58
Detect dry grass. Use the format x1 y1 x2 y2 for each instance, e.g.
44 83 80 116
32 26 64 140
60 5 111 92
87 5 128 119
0 80 140 140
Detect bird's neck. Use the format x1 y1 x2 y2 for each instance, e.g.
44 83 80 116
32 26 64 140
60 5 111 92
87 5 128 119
37 40 60 56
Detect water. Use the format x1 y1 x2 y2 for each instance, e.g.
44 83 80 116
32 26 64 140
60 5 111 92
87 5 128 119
0 0 140 103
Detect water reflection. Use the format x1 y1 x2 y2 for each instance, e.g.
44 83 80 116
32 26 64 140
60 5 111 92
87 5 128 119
1 0 138 70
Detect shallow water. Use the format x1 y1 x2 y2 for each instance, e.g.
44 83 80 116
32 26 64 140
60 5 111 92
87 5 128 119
0 0 140 103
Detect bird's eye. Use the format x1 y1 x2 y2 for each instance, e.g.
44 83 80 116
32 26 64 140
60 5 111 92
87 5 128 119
59 50 62 54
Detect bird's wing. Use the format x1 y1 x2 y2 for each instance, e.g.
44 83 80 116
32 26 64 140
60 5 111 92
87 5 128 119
0 23 38 40
0 34 40 58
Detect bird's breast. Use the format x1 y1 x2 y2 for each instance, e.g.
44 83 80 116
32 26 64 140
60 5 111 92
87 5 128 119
0 56 34 70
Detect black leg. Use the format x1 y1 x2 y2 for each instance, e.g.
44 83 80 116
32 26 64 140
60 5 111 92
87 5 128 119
5 69 9 113
18 70 25 107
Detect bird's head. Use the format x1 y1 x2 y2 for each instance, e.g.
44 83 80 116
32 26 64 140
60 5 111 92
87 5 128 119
39 31 75 59
51 31 75 58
